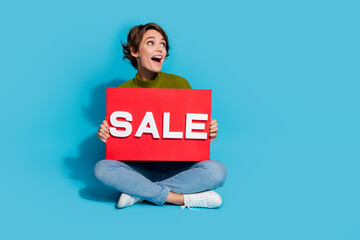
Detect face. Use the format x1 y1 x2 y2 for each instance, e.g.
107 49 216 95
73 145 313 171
131 29 167 75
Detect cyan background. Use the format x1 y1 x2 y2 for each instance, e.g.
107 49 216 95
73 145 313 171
1 0 359 239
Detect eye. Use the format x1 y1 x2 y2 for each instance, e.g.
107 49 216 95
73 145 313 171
147 41 153 46
161 42 166 47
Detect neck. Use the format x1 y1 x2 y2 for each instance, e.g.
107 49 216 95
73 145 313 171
137 67 158 80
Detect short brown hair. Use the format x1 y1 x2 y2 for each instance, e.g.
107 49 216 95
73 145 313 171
121 23 170 69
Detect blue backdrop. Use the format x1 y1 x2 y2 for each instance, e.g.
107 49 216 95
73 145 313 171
1 0 359 239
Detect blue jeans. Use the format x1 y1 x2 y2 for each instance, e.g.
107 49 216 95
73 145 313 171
94 160 227 206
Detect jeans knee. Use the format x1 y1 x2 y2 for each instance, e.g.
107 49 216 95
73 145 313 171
205 160 227 188
94 159 111 182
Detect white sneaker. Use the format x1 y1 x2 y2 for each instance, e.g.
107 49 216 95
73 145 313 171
181 190 222 210
116 193 143 209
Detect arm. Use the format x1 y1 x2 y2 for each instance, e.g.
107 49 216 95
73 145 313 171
209 118 218 142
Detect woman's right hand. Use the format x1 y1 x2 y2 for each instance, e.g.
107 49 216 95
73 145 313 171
97 120 110 143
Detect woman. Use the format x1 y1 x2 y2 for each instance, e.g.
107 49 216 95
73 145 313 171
95 23 226 209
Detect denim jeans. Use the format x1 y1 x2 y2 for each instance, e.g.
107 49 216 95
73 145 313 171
94 160 227 206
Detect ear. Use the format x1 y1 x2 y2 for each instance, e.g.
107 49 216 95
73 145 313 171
130 48 138 58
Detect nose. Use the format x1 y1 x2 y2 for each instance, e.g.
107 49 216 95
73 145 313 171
156 44 163 52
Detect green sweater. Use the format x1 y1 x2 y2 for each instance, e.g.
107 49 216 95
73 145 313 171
118 71 192 89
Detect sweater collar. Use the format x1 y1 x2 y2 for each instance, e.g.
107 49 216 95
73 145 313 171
134 72 162 88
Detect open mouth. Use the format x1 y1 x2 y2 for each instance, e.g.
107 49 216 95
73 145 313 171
151 55 163 63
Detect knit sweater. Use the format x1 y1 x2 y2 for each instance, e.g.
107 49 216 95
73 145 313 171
118 71 192 89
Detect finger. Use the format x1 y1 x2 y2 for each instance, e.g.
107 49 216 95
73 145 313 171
210 135 217 142
97 132 105 142
99 129 110 138
98 131 109 140
100 124 109 133
97 131 105 140
210 127 218 133
99 128 106 136
103 120 109 128
210 132 218 138
210 123 218 129
209 121 218 126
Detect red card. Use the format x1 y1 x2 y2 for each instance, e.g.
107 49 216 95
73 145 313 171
106 88 211 161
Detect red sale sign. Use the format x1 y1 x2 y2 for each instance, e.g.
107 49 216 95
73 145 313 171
106 88 211 161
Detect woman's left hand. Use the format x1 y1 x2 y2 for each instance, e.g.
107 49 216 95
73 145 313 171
209 118 218 142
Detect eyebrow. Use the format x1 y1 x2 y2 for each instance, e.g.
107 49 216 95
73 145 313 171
145 36 165 41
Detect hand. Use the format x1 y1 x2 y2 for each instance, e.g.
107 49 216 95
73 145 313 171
97 119 110 143
209 118 218 142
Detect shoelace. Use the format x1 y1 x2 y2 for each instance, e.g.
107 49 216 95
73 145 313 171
180 205 200 211
180 194 208 210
